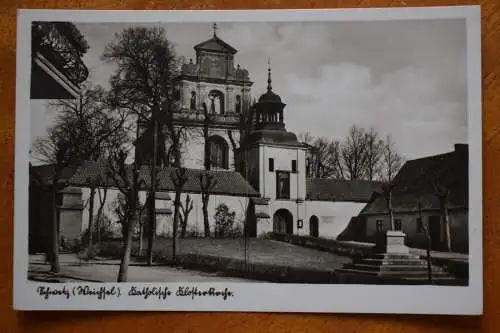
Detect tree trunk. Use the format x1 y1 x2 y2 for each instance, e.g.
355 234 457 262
138 221 144 256
50 186 60 273
87 186 96 247
117 196 137 282
172 189 182 263
441 201 452 252
96 188 108 242
418 203 432 284
180 215 187 238
202 195 210 238
180 197 192 239
388 191 395 231
147 113 159 266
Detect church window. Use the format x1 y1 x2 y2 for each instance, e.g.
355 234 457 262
291 160 297 173
269 158 274 172
376 220 384 232
235 95 241 113
276 171 290 199
190 91 196 110
207 135 229 169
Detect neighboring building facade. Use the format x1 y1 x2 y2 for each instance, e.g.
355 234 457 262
355 144 469 253
28 22 89 253
30 21 89 99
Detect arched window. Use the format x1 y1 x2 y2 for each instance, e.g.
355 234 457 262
207 135 229 169
190 91 196 110
235 95 241 113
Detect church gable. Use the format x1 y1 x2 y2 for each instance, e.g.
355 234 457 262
194 36 238 55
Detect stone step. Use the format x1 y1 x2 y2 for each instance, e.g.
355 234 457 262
345 263 446 273
337 268 452 278
369 253 422 260
359 258 429 266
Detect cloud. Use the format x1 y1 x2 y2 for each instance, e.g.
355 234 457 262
283 63 467 159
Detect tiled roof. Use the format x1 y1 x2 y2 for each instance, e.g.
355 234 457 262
37 160 260 198
306 178 383 202
147 166 260 197
360 144 468 214
29 163 80 185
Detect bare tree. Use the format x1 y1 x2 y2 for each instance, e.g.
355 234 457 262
364 127 384 181
180 194 194 238
102 26 182 266
227 101 255 173
381 183 396 231
341 125 370 180
379 134 404 183
105 149 144 282
434 184 452 252
418 202 433 284
31 85 127 272
299 133 343 179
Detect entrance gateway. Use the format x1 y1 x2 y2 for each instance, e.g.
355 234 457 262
273 209 293 234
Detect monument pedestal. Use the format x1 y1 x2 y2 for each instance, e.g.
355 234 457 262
336 231 457 285
386 230 409 254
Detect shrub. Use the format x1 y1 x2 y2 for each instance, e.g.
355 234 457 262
98 241 124 259
81 214 115 245
225 222 244 238
77 244 101 261
214 203 236 238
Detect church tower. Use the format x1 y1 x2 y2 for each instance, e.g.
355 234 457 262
175 23 253 121
168 23 254 171
240 61 308 236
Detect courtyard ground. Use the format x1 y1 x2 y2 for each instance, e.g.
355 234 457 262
128 238 353 270
28 253 253 283
28 239 353 283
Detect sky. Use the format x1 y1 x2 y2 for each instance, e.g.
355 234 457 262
30 18 468 161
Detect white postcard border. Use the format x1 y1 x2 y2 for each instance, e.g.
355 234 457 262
14 6 483 315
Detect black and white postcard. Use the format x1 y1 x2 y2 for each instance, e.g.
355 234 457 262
14 6 482 314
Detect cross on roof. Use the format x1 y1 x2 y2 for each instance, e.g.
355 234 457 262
212 22 218 37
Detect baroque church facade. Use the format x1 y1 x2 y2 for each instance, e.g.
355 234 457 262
29 25 382 252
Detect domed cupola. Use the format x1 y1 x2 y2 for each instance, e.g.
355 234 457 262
239 59 301 149
255 60 286 130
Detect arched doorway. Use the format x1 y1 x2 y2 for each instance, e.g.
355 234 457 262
273 209 293 234
309 215 319 237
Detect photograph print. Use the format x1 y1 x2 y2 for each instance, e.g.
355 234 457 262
15 7 482 314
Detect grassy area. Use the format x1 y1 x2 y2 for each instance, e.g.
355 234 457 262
99 238 352 272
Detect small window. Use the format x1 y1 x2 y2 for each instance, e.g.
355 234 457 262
292 160 297 173
376 220 384 232
276 171 290 199
269 158 274 172
395 219 402 231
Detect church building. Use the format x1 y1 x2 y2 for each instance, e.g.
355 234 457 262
29 24 382 252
